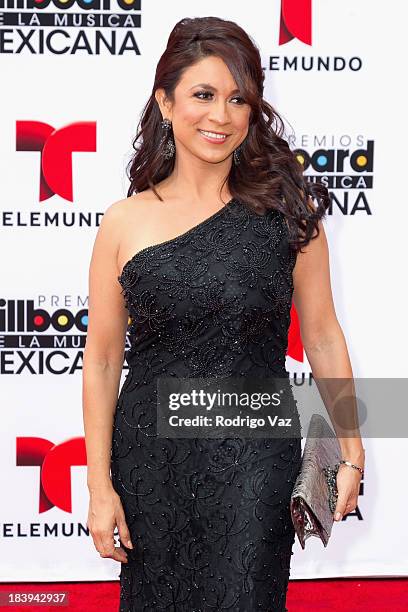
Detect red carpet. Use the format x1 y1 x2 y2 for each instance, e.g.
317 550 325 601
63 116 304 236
0 579 407 610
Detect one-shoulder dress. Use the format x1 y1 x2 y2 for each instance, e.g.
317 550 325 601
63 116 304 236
110 197 303 612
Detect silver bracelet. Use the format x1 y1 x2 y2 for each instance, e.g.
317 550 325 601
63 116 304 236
339 459 364 475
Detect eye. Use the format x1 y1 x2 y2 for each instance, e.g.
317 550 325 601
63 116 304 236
231 96 246 105
193 91 246 104
193 90 213 100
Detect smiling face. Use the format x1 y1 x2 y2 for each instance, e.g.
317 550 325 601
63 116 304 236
155 55 251 165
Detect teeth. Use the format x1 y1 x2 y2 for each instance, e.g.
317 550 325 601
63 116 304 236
199 130 227 140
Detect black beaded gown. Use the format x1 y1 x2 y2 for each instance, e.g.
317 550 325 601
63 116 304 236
110 197 303 612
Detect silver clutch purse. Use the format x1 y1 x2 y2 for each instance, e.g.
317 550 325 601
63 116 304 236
290 413 342 549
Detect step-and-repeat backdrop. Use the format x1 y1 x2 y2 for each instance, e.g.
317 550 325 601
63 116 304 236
1 0 407 581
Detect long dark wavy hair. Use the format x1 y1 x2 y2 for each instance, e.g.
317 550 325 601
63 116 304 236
126 16 330 252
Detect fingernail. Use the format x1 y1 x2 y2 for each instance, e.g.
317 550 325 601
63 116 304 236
335 512 342 521
127 540 133 549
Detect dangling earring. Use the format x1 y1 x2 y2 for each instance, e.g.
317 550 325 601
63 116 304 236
233 144 242 165
160 118 175 160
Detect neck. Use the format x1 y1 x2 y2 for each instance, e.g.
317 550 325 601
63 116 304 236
163 144 233 205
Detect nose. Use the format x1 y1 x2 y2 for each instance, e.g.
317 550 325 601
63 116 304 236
207 98 231 126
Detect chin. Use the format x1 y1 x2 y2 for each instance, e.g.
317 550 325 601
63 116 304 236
195 149 231 162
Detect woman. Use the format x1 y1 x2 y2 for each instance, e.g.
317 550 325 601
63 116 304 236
83 16 365 612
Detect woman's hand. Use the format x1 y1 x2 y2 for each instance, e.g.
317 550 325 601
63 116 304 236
87 484 133 563
333 464 362 521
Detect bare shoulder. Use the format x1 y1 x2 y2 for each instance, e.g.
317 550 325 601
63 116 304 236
110 191 164 275
100 192 156 244
98 196 127 237
107 191 160 223
102 193 147 225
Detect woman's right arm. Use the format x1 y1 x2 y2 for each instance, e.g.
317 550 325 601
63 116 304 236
82 199 133 563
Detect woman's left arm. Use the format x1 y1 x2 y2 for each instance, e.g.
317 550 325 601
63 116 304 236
292 217 365 521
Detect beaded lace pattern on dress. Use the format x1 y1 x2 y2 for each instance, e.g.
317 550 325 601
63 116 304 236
111 197 302 612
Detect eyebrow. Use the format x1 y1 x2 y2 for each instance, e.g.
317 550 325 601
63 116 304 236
189 83 241 94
